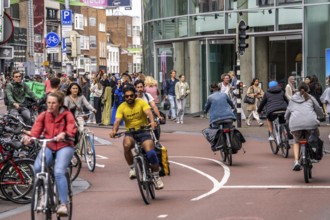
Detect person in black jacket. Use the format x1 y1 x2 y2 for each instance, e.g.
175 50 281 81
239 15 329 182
257 81 288 141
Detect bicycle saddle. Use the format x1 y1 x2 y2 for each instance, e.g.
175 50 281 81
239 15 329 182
7 141 23 150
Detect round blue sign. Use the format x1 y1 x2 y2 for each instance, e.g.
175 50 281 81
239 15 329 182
46 32 60 48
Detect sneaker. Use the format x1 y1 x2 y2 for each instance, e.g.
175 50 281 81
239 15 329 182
268 135 275 141
258 121 264 127
172 118 177 121
180 121 183 124
176 120 180 124
311 159 319 163
246 119 251 126
153 176 164 190
57 204 68 217
293 161 301 171
129 168 136 179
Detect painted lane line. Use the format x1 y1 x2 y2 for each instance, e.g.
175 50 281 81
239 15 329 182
157 214 168 218
96 155 108 160
96 164 105 168
169 156 230 201
94 136 112 145
222 185 330 189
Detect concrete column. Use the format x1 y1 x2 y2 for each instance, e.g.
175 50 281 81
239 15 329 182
255 36 269 90
188 40 201 113
173 42 184 75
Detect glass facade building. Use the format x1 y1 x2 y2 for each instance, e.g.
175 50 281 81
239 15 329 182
142 0 330 113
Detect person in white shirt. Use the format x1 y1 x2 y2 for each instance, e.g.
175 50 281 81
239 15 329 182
175 74 190 124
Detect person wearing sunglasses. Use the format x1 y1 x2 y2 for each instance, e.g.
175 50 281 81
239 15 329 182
5 70 39 125
109 85 164 190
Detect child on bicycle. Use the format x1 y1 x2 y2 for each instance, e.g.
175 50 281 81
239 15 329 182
285 82 324 171
257 81 288 141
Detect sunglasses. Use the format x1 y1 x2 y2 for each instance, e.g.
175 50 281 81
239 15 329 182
125 94 135 98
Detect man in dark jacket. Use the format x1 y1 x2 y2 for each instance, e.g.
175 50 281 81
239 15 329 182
6 70 39 125
164 70 179 120
257 81 288 140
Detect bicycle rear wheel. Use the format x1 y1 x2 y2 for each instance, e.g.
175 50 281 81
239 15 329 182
134 157 151 205
225 134 233 166
279 125 290 158
70 152 81 182
303 160 310 183
269 131 279 155
0 159 34 204
31 179 51 220
84 135 96 172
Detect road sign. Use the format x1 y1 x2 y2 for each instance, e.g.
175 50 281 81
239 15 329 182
0 46 14 59
0 12 14 45
61 10 72 26
62 38 66 53
46 32 60 48
47 47 60 54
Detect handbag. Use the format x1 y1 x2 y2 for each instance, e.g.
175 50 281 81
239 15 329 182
243 95 255 104
163 99 170 110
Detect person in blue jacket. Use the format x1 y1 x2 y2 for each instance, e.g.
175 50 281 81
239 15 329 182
111 79 124 125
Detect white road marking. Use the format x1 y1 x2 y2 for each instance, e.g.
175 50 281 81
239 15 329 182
94 136 112 145
157 214 168 218
169 156 230 201
96 164 105 168
96 155 108 160
222 185 330 189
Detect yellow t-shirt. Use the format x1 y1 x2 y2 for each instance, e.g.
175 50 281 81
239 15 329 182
116 99 150 131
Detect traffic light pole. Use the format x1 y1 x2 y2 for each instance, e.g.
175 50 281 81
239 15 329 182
235 53 242 128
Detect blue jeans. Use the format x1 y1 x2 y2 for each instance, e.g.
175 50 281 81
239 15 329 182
34 147 75 204
10 107 31 125
168 95 177 119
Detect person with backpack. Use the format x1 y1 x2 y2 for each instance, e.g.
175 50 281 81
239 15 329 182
5 70 39 126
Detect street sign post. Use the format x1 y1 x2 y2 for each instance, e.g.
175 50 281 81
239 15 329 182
0 46 14 59
46 32 60 48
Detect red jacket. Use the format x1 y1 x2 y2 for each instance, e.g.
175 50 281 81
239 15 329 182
30 107 77 151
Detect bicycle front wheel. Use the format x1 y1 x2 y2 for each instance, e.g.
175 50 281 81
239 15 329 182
84 135 96 172
70 152 81 182
0 159 34 204
134 157 151 205
31 179 51 220
279 125 290 158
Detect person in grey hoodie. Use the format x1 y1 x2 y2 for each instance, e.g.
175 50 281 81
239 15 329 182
285 82 324 171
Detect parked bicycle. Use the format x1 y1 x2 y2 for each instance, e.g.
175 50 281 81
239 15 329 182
30 137 73 220
115 127 156 205
268 111 291 158
0 139 34 204
76 112 96 172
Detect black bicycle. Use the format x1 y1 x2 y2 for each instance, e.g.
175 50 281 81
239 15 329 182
30 138 73 220
115 127 156 205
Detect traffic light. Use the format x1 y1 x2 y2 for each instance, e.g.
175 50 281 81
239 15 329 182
237 20 249 55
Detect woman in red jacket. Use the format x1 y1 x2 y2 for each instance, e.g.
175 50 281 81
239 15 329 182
25 91 77 217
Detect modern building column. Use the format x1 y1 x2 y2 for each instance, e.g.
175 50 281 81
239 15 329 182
173 42 184 75
188 40 200 113
255 36 269 90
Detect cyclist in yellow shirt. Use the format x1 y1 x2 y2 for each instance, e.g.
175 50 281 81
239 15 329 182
109 86 164 189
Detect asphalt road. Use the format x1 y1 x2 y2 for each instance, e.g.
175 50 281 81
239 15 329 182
1 115 330 220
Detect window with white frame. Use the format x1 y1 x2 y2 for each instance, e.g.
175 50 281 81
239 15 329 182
74 14 84 30
84 17 88 26
99 42 106 58
80 36 90 50
99 23 105 32
90 35 96 49
89 17 96 26
35 34 42 43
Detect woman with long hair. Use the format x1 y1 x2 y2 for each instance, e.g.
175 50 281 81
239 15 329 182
175 74 190 124
285 76 296 100
285 82 324 171
64 83 96 131
309 74 323 108
90 78 103 124
144 76 159 105
245 78 264 126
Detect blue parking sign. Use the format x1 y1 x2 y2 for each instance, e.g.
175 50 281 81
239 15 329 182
61 10 72 26
46 32 60 48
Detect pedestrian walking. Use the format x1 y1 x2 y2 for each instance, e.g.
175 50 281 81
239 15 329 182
320 76 330 125
245 78 264 126
285 76 296 101
309 74 323 108
165 70 179 121
144 76 160 105
175 74 190 124
111 80 124 125
90 78 103 124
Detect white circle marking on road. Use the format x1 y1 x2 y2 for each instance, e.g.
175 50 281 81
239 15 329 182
170 156 230 201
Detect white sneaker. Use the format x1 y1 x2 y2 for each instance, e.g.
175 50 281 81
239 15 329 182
176 121 180 124
153 176 164 190
246 119 251 126
57 204 68 217
268 135 275 141
129 168 136 179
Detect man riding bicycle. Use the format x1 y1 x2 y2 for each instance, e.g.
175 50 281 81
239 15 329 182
257 81 288 141
109 85 164 190
5 70 39 125
285 82 324 171
204 83 236 128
